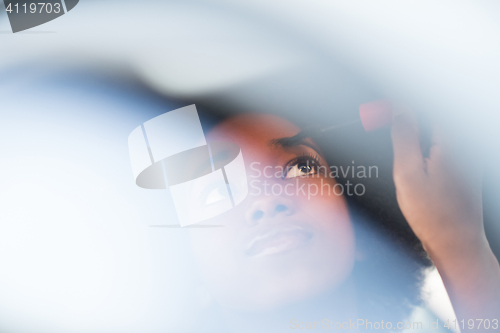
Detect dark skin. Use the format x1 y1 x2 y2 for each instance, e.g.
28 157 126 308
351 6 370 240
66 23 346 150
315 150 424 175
190 111 499 330
190 114 356 314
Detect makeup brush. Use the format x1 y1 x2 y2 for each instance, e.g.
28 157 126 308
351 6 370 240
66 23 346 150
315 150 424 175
275 100 394 147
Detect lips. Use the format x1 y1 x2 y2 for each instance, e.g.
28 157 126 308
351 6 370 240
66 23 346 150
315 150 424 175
245 225 313 258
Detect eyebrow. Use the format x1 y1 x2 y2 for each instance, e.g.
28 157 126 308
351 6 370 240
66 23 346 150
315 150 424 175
269 136 322 155
271 120 359 149
271 127 320 148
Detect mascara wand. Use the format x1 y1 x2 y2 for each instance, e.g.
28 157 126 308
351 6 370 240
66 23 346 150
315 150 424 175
275 100 394 147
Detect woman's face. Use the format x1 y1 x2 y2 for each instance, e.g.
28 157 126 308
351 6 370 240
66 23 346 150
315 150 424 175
189 114 355 311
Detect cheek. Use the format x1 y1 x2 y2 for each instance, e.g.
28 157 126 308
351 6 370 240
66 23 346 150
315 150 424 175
294 181 356 277
188 208 248 278
295 179 353 234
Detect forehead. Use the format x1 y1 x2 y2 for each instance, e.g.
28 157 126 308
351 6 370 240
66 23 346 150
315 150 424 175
206 114 300 148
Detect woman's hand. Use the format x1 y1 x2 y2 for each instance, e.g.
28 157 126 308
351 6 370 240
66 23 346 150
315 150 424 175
391 110 500 330
391 110 485 252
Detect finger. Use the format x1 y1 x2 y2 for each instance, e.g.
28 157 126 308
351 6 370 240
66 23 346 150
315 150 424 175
429 120 483 181
391 108 425 178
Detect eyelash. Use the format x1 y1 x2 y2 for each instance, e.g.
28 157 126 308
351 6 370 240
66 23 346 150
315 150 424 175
282 153 321 179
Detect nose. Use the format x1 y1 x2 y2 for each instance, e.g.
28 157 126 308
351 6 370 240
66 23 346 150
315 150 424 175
245 195 296 225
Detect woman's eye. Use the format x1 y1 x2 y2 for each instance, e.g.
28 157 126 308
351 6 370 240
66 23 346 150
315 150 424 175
284 160 318 179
